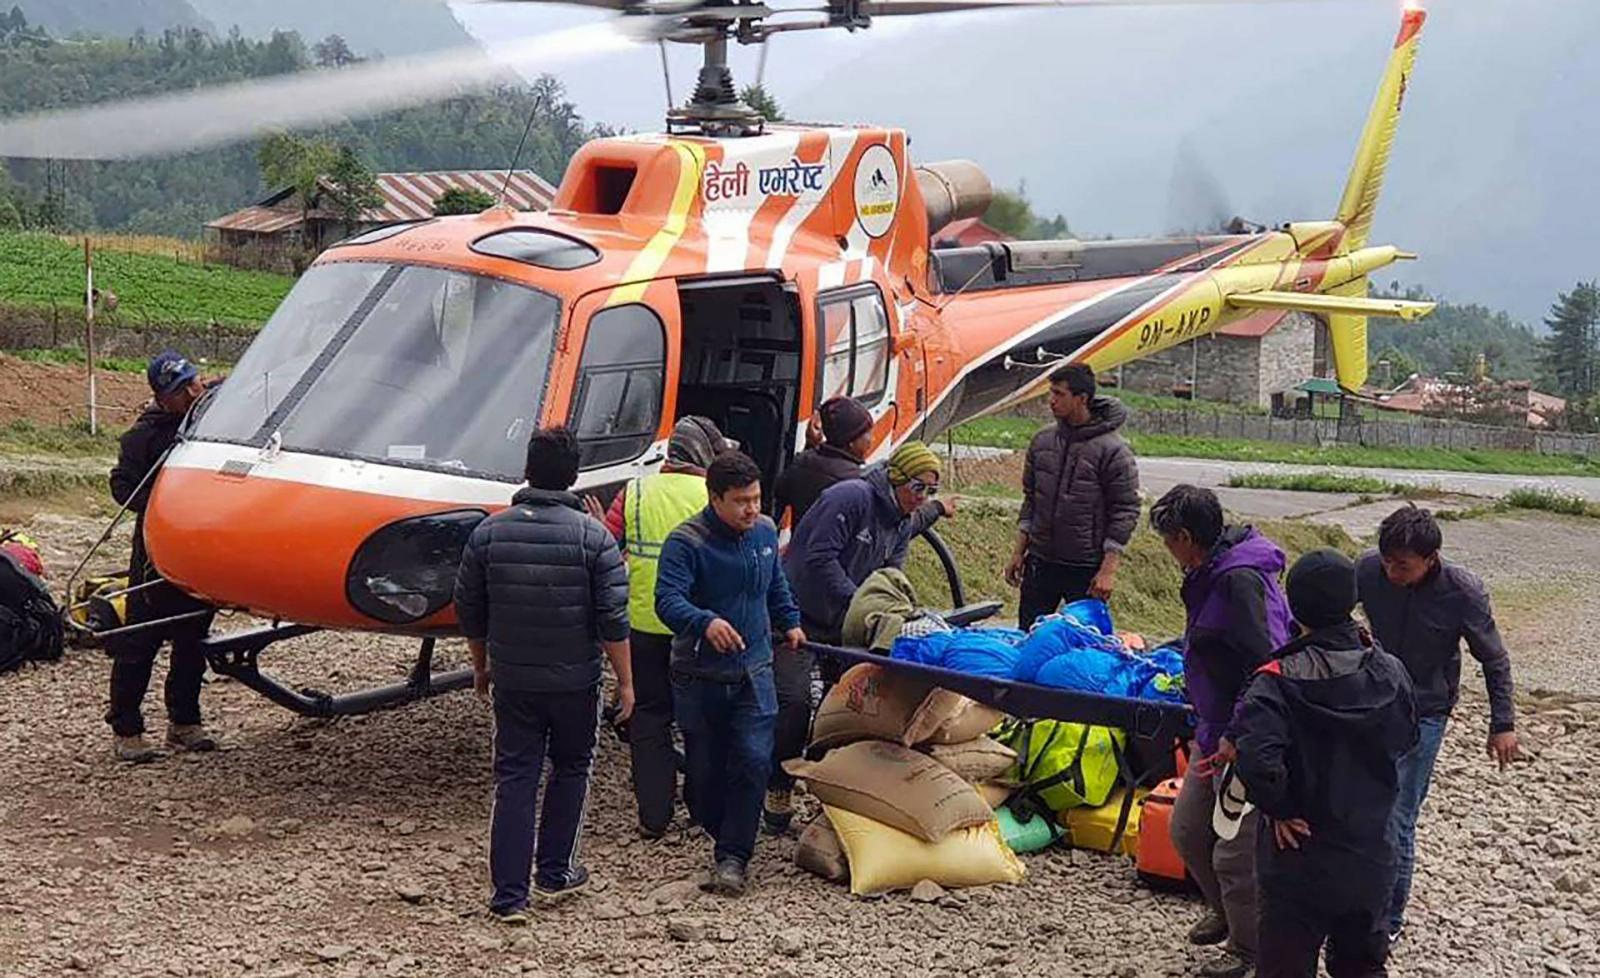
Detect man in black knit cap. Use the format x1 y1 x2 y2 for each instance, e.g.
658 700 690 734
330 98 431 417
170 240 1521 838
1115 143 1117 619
1233 550 1418 978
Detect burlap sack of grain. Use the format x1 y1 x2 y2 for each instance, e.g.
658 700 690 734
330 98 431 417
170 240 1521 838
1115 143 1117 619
783 740 992 842
924 736 1017 782
903 688 1006 747
975 780 1015 809
823 805 1026 896
810 662 934 750
794 816 850 883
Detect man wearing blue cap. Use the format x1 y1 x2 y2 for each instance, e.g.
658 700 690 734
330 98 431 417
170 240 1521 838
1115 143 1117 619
106 352 217 762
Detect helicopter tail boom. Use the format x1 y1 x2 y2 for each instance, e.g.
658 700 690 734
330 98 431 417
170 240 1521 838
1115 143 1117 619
1334 4 1425 255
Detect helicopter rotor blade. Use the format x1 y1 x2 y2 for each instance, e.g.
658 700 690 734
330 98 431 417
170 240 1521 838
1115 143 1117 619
0 20 640 161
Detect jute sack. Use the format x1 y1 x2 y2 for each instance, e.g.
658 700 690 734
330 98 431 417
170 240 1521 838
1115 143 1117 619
924 736 1017 782
904 689 1006 747
824 805 1026 896
795 817 850 883
811 663 934 750
783 740 992 842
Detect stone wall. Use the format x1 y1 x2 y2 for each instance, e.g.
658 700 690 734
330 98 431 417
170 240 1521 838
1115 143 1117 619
1114 311 1324 409
0 304 254 364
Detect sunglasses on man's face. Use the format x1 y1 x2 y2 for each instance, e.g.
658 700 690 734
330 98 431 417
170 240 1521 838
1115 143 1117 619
908 479 940 497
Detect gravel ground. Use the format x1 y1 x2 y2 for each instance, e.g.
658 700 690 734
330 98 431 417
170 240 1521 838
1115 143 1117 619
2 507 1597 978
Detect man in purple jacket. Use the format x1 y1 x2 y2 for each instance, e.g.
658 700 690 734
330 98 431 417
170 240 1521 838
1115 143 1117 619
1152 484 1294 978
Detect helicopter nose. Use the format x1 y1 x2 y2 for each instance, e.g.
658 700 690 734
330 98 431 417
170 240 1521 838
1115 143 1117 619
142 450 493 630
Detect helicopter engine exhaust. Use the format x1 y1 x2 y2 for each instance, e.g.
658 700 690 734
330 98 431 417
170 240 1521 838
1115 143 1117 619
916 160 992 236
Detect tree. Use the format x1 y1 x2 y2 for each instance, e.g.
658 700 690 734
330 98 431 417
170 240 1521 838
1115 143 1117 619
433 186 497 216
323 146 383 234
258 131 338 228
1540 281 1600 401
1371 345 1419 387
983 183 1071 240
740 84 784 123
313 35 360 68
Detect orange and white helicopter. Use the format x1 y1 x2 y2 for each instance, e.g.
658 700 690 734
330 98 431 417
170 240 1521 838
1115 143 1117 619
25 0 1437 715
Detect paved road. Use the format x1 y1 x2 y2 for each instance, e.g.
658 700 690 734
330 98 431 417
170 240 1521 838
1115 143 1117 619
1139 456 1600 503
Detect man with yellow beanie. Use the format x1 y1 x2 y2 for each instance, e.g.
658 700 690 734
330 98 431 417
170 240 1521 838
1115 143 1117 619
768 440 953 831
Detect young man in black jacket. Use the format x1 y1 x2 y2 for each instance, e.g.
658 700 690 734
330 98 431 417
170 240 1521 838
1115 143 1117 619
1236 549 1417 978
1355 505 1519 941
105 352 217 763
772 396 874 527
454 427 635 925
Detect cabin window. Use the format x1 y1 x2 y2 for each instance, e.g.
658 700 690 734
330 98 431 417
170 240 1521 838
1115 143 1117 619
815 285 892 408
570 304 666 469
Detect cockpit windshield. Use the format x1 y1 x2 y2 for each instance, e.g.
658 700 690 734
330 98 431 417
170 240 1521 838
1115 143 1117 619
191 262 560 482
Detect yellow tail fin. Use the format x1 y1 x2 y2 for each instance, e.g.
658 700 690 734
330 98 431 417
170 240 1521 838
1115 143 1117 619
1334 6 1426 253
1327 279 1372 392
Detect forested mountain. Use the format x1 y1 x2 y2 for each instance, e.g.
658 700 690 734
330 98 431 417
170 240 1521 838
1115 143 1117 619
12 0 209 38
0 16 608 237
188 0 475 57
1369 285 1547 386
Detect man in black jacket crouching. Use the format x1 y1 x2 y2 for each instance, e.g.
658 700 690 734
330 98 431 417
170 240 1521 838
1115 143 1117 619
454 426 634 925
1234 550 1418 978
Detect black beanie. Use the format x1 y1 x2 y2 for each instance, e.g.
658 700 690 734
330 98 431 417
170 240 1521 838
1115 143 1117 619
1286 549 1358 629
820 396 873 448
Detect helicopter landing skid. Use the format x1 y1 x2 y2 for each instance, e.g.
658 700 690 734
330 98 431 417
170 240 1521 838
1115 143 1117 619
202 624 473 718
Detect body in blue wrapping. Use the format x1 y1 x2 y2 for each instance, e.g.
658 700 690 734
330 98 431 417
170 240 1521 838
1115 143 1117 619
890 627 1026 679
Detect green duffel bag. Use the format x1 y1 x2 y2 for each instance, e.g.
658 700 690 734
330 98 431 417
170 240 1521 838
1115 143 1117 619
999 718 1127 812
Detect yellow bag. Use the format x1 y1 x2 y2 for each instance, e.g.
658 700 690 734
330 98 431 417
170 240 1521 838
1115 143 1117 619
1061 786 1150 856
825 805 1025 896
69 574 127 645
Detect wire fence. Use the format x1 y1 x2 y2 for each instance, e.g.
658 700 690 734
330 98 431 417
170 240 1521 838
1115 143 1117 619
1126 406 1600 459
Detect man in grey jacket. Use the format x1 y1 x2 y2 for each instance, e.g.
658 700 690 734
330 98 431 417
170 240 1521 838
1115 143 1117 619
454 426 634 925
1356 504 1519 943
1005 364 1142 629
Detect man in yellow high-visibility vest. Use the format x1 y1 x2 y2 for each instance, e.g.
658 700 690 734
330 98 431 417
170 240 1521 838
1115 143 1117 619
593 416 729 838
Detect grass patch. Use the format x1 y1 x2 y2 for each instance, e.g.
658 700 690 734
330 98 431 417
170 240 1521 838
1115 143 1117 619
1224 472 1435 497
902 501 1356 637
1504 487 1600 518
949 416 1600 477
0 230 292 328
10 346 151 374
0 420 122 458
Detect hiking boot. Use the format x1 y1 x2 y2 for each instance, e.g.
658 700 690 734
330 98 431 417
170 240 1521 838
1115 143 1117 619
166 724 217 753
113 734 159 764
701 858 748 897
533 865 591 906
1187 910 1230 946
762 789 794 835
490 906 529 927
1197 950 1253 978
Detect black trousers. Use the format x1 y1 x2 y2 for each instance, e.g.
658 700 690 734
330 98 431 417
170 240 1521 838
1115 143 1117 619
1258 893 1390 978
627 630 680 834
490 684 599 912
1017 556 1098 631
104 582 216 737
769 644 814 792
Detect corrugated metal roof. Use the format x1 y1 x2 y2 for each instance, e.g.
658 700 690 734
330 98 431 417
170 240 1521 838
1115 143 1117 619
346 170 557 222
205 205 302 234
208 170 558 235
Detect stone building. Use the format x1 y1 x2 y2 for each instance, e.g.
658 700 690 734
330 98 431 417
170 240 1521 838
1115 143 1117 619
1114 310 1330 411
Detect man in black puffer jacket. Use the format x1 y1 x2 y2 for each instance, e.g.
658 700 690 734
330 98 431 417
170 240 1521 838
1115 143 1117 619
454 426 634 925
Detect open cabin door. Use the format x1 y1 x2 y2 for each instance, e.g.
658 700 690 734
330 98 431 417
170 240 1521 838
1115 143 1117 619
674 275 804 506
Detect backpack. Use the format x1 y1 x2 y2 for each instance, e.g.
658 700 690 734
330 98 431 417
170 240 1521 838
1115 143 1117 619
0 550 63 673
998 717 1128 812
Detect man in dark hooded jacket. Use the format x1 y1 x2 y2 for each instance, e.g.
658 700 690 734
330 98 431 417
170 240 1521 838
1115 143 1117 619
773 396 874 527
1235 549 1418 978
1153 484 1295 978
1006 364 1141 629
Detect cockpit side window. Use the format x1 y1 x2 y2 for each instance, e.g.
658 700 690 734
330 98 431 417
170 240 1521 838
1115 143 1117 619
814 284 892 408
569 304 666 470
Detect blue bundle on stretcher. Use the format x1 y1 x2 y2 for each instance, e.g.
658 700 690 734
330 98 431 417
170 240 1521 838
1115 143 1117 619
889 599 1186 706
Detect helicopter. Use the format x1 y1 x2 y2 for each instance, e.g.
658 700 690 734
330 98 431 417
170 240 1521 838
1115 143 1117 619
11 0 1436 716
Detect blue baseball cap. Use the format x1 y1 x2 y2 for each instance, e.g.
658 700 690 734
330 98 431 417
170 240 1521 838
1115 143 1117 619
147 352 198 397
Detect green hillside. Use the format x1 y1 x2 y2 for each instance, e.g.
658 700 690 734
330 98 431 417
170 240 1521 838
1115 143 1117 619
0 231 292 327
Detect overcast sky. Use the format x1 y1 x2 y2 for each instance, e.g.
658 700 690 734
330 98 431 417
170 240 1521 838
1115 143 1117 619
453 0 1597 327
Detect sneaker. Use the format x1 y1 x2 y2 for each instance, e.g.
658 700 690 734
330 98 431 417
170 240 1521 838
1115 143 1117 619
639 823 667 841
1388 921 1405 945
166 724 218 753
1187 910 1229 947
762 789 794 835
1197 950 1253 978
113 734 159 764
490 906 529 927
701 858 748 897
533 865 591 906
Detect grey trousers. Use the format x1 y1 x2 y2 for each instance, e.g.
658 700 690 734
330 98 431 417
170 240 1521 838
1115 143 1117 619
1171 762 1260 961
